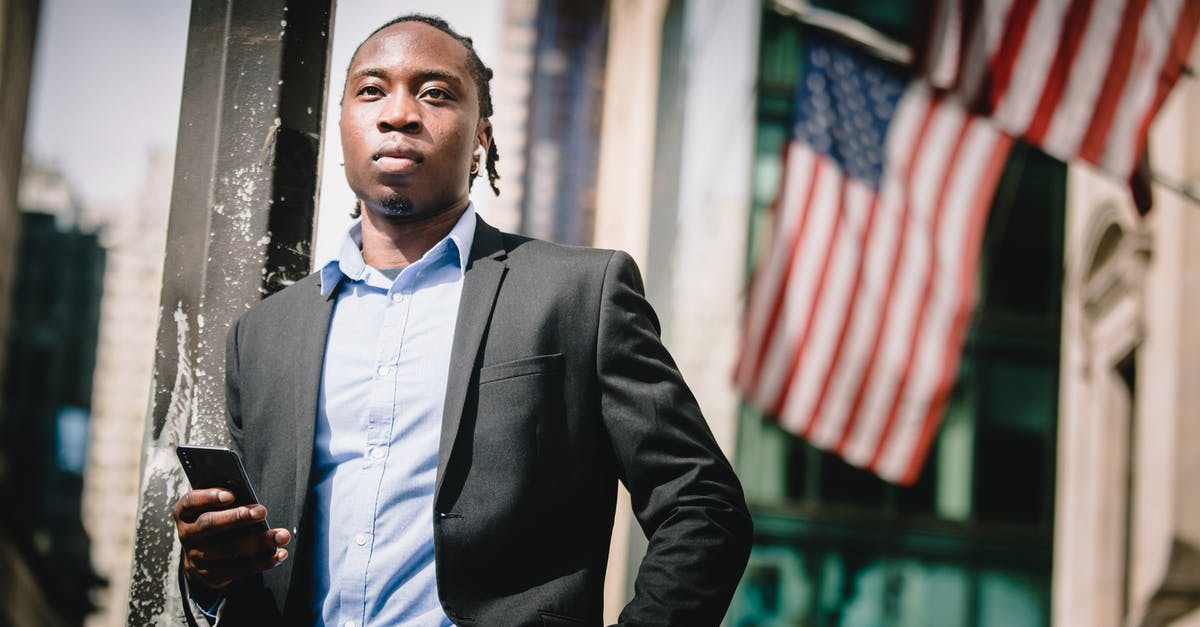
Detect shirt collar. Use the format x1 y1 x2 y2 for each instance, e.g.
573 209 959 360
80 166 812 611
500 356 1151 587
319 203 477 297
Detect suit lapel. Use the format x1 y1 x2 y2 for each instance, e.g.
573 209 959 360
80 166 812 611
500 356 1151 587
436 219 507 505
291 276 340 524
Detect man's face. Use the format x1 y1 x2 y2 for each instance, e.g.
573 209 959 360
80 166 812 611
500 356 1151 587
340 22 492 220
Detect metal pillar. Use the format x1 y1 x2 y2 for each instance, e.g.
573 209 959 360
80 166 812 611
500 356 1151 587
127 1 332 623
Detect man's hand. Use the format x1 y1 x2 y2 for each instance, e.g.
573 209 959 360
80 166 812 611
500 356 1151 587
173 489 292 591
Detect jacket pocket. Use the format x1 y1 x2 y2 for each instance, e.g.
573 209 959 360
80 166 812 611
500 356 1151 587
538 609 589 626
478 353 564 384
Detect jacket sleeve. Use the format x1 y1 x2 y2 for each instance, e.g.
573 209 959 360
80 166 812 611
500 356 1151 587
178 316 247 627
596 250 753 626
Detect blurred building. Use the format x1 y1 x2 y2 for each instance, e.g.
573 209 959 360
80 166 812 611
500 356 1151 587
590 2 1200 626
80 149 171 627
1055 46 1200 627
488 0 608 245
3 157 106 625
0 4 64 626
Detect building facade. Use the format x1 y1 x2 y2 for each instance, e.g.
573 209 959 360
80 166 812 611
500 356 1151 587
1055 40 1200 627
81 150 172 627
5 158 106 626
593 2 1200 626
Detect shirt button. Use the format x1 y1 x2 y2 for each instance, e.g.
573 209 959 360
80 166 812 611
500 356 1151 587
344 621 356 627
370 448 385 460
390 293 403 303
377 365 392 376
354 533 367 546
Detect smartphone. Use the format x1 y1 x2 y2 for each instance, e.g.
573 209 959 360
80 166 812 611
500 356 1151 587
176 444 269 530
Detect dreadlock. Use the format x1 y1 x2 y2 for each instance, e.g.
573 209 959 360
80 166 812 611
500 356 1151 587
346 14 501 217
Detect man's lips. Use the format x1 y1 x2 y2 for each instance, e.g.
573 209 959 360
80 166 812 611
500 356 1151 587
373 147 423 174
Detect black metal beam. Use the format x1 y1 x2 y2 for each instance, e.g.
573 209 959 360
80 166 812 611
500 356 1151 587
128 1 332 622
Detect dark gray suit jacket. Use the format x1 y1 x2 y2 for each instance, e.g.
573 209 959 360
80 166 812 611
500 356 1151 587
199 218 752 626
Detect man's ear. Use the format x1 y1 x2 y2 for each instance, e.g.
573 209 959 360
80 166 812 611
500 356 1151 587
476 118 494 155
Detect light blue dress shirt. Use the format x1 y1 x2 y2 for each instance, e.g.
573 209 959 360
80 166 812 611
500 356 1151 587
308 206 476 627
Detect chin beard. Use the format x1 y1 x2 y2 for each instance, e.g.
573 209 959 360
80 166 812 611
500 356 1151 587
380 194 414 217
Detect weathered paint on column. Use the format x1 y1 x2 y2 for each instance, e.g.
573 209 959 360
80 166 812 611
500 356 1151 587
127 1 332 623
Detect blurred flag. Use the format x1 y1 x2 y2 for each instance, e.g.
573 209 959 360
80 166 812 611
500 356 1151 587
734 38 1012 485
919 0 1200 195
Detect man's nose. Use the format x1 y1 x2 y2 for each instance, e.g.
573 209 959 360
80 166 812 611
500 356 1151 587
377 93 420 133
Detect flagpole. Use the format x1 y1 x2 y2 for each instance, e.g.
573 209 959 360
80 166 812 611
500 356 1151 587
769 0 912 64
1151 171 1200 206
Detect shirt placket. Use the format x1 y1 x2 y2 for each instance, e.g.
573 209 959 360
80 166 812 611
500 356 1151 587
344 280 410 627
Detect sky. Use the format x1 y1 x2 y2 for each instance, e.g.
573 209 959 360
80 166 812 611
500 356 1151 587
23 0 502 257
24 0 190 209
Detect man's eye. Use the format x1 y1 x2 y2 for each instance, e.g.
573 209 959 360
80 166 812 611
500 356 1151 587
423 88 450 100
357 85 384 98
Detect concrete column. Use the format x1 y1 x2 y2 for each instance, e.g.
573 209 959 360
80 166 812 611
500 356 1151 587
593 2 669 620
1134 41 1200 627
0 7 54 626
0 0 38 417
592 0 668 268
593 0 760 622
127 2 332 622
660 0 759 460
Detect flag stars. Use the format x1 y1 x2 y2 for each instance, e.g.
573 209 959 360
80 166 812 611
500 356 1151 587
811 47 831 67
811 90 832 115
807 72 826 93
794 40 904 188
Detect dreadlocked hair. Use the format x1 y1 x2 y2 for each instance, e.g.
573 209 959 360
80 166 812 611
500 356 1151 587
481 139 500 196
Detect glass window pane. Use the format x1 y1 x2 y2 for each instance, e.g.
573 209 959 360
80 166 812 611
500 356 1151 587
896 561 971 627
982 360 1056 433
979 145 1066 320
977 569 1048 627
729 545 812 625
974 360 1056 525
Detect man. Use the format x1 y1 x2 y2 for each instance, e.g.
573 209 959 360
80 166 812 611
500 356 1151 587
173 14 751 626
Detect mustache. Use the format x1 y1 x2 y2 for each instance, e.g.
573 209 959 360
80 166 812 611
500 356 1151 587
372 145 423 161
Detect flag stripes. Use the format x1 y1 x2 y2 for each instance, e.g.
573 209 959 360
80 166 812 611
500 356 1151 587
737 3 1199 485
734 40 1013 483
927 0 1200 180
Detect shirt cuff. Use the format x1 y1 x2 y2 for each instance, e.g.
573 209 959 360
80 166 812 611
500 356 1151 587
184 576 226 625
196 597 223 624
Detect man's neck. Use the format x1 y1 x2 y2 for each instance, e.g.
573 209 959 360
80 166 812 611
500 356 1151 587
359 204 467 269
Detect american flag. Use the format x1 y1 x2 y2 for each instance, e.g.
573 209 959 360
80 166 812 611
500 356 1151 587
920 0 1200 182
734 39 1012 485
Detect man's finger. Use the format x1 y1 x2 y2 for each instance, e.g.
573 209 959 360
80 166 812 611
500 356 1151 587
185 528 290 563
182 504 269 541
173 489 236 524
189 547 288 586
